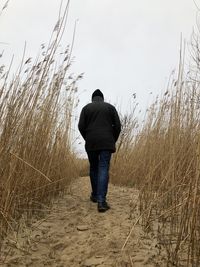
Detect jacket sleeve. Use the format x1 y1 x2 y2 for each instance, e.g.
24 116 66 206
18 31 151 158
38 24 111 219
112 107 121 141
78 107 86 140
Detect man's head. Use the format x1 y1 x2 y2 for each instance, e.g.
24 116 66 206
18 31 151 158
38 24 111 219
92 89 104 101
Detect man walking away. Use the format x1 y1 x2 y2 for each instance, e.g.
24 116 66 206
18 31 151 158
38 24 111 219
78 89 121 212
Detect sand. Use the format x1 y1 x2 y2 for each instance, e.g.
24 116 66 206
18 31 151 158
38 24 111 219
0 177 167 267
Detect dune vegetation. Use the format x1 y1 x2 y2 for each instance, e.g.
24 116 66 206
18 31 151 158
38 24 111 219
111 32 200 265
0 1 82 248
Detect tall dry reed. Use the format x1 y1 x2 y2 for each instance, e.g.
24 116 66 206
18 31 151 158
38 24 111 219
0 0 80 248
112 37 200 265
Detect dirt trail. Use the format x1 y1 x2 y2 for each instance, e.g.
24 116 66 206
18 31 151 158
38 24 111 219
0 178 166 267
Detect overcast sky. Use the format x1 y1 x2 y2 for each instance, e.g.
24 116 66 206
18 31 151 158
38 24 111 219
0 0 198 153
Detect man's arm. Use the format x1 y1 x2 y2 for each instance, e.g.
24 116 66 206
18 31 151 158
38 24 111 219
112 107 121 141
78 108 86 140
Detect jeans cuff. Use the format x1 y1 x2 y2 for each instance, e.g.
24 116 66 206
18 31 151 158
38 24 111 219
97 196 106 203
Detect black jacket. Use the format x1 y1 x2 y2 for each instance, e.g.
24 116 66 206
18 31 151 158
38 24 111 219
78 96 121 152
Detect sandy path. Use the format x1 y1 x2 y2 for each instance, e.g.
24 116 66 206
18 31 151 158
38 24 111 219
0 178 166 267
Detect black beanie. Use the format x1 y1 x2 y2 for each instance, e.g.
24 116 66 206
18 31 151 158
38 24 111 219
92 89 104 99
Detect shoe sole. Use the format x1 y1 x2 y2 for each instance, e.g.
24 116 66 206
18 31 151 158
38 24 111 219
98 207 110 212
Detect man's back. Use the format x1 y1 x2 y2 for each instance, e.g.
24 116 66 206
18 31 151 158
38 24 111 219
78 95 121 152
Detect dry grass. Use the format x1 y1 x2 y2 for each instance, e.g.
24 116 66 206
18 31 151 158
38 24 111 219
111 37 200 265
76 158 89 177
0 1 80 248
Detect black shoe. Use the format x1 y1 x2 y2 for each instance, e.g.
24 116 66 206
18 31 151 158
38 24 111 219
98 201 110 212
90 195 97 203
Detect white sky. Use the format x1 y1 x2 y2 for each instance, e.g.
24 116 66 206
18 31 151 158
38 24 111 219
0 0 198 154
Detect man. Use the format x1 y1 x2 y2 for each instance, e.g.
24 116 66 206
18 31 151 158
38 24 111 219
78 89 121 212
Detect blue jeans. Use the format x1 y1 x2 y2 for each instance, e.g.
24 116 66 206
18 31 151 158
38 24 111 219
87 150 112 203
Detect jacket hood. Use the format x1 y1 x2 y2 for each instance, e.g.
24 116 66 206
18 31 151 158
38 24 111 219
92 96 104 102
92 89 104 100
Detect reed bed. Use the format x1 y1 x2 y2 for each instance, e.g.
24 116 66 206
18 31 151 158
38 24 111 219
76 158 89 177
0 1 80 248
112 39 200 265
